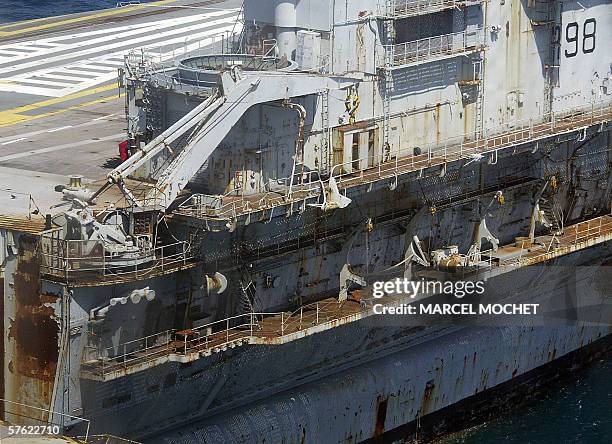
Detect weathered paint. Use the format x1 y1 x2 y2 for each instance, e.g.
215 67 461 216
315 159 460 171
11 0 609 439
5 234 60 423
144 325 611 444
0 275 4 421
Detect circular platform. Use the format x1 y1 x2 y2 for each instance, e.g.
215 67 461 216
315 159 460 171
176 54 298 87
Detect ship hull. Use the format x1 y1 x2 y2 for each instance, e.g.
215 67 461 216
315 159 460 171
150 326 611 444
77 242 612 443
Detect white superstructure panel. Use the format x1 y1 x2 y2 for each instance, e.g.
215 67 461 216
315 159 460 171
554 0 612 110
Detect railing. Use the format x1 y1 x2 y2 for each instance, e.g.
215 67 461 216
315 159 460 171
40 229 193 283
386 28 485 67
330 100 612 186
83 330 174 369
176 100 612 220
82 313 268 377
126 31 239 67
0 398 90 441
82 299 366 378
384 0 479 18
479 214 612 267
176 171 324 220
570 216 612 245
0 189 42 221
124 30 241 92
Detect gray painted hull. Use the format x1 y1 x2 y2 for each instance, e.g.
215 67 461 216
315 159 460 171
78 243 612 442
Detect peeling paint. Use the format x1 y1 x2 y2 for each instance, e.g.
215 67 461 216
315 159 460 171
0 276 4 421
6 234 60 423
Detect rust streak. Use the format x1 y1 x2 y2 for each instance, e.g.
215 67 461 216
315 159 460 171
373 396 388 438
0 276 4 420
7 234 59 422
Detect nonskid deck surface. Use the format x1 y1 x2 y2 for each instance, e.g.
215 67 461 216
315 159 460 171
80 213 612 382
0 0 241 223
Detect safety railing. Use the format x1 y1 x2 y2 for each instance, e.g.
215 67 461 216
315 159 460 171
383 0 480 19
124 30 241 90
40 229 193 283
176 171 324 220
385 28 485 67
569 216 612 245
330 100 612 187
0 398 91 441
479 214 612 268
82 299 369 379
82 313 270 378
176 101 612 220
83 330 174 369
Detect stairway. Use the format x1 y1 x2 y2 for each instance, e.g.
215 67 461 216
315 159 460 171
540 198 561 233
239 266 259 315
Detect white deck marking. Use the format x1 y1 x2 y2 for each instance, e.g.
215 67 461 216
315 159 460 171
36 73 84 82
0 19 241 97
0 9 235 67
1 137 26 146
0 114 117 143
46 125 73 133
0 133 124 162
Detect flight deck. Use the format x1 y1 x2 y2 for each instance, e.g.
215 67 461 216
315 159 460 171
0 0 240 221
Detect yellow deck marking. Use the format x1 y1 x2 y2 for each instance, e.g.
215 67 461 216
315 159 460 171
0 94 121 127
0 14 67 30
0 0 177 37
0 83 119 127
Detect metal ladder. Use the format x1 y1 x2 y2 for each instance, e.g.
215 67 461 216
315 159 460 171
542 0 560 117
320 88 331 174
474 58 485 139
382 1 395 152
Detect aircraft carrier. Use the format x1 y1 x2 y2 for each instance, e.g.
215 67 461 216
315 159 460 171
0 0 611 443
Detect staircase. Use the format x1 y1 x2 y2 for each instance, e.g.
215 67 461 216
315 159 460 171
239 266 259 315
540 198 562 233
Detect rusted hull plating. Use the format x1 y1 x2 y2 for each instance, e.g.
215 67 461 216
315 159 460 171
68 240 612 441
149 325 611 443
2 233 61 425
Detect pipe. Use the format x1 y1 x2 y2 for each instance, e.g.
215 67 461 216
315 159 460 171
282 100 307 197
109 93 222 184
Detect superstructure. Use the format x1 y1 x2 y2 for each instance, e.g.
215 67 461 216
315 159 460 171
1 0 611 442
